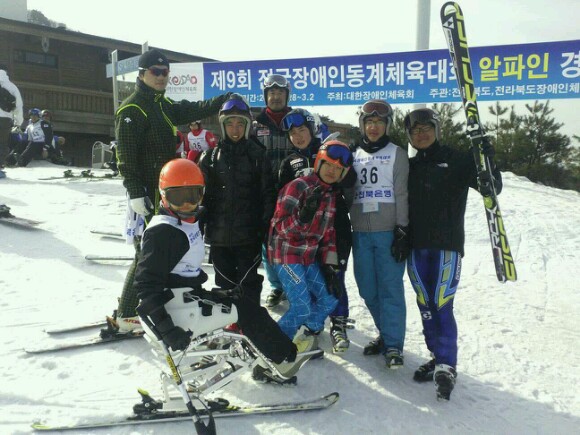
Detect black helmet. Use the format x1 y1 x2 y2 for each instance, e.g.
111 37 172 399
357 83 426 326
263 74 290 105
281 108 317 138
404 108 441 141
357 99 393 136
218 94 252 140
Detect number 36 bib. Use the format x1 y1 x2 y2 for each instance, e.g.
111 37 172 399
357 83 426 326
353 143 398 213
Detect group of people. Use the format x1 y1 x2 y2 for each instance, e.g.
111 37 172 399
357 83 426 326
104 49 502 400
0 66 69 172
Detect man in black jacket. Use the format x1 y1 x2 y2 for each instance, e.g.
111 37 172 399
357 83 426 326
105 49 230 335
199 95 275 308
254 74 293 307
404 108 502 401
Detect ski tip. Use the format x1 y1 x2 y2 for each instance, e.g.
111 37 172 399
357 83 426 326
324 392 340 405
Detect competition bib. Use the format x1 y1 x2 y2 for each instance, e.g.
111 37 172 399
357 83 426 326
352 143 397 211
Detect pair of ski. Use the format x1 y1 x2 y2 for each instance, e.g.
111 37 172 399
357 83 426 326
32 391 339 431
0 204 42 229
39 169 119 180
25 321 143 354
441 2 517 282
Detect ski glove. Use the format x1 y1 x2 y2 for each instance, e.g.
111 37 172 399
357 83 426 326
322 264 345 299
298 186 323 224
391 225 410 263
130 196 153 217
160 325 192 352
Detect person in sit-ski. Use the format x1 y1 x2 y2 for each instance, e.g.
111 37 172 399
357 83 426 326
268 140 353 349
134 158 319 385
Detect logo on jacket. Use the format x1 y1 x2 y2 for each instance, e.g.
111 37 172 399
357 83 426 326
124 117 132 123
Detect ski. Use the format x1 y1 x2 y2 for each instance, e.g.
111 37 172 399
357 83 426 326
85 254 133 261
31 392 339 431
440 2 517 282
0 204 42 229
45 320 107 335
90 229 124 239
39 169 119 181
24 331 144 354
85 254 213 268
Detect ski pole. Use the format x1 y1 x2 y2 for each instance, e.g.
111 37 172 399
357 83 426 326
160 342 217 435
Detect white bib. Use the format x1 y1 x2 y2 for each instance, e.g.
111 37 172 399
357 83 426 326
352 143 398 210
145 215 205 278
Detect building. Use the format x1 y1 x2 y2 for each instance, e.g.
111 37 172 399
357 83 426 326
0 11 213 166
1 4 358 167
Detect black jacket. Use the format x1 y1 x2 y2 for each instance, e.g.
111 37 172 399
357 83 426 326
199 137 275 247
408 141 502 257
115 79 228 203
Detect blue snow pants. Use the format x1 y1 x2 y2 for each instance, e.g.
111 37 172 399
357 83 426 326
352 231 406 351
275 263 339 339
407 249 460 368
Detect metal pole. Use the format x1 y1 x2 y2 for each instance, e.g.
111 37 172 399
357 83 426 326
142 42 149 54
409 0 431 157
111 50 119 113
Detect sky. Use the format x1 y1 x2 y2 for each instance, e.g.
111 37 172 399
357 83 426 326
24 0 580 140
1 161 579 434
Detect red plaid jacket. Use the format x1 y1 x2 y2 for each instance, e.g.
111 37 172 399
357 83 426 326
267 173 338 266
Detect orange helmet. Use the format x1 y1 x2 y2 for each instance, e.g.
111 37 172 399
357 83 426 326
159 159 205 210
313 140 353 178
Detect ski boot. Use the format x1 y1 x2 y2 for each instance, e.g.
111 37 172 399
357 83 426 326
251 365 297 386
384 348 404 369
363 336 384 356
100 310 142 338
265 289 286 308
330 316 350 353
413 358 436 382
434 364 457 401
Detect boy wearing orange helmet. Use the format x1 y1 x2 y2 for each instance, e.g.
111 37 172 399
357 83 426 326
134 158 316 383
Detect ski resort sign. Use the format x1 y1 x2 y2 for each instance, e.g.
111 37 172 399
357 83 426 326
163 39 579 105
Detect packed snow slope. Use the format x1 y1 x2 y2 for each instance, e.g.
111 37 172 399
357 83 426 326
0 161 578 434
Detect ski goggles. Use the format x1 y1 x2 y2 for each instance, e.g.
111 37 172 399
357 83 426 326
163 186 204 207
263 74 289 90
322 144 353 168
405 110 438 128
139 67 170 77
282 112 315 131
360 100 392 118
221 98 250 113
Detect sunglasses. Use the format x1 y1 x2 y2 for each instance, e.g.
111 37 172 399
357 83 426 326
140 67 169 77
360 100 392 118
221 98 250 112
323 144 353 168
282 112 315 131
164 186 204 207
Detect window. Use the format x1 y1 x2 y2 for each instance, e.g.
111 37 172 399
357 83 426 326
14 50 58 68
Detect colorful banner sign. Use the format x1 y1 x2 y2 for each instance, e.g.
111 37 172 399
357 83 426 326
161 39 580 104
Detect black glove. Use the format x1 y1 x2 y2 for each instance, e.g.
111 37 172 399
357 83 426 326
159 324 192 352
322 264 345 299
137 297 192 352
391 225 410 263
298 186 323 224
481 138 495 158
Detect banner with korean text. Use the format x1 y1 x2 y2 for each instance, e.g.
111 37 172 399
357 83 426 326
165 39 579 105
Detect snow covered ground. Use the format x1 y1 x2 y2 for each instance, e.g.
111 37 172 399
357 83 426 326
1 161 578 434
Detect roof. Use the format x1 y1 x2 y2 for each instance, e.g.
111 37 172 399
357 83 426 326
0 16 216 63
